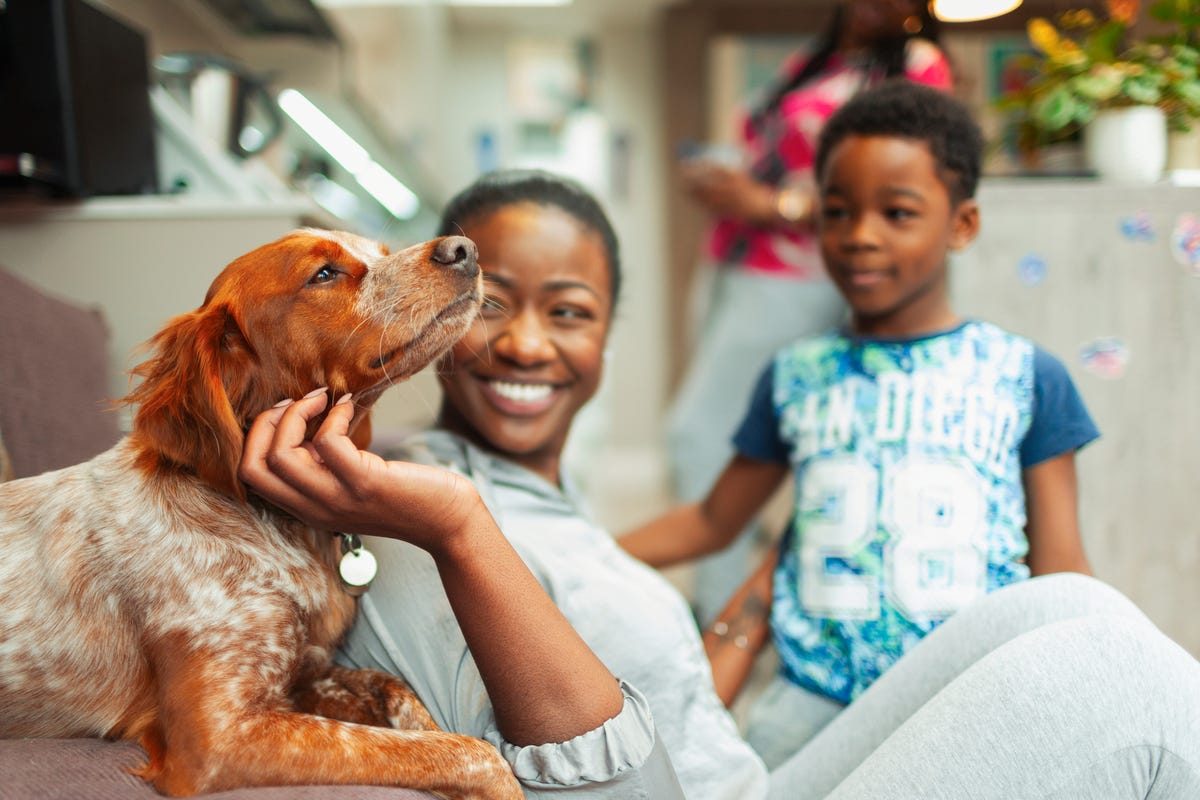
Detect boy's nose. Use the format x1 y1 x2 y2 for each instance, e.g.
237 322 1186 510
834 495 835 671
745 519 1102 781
496 310 555 364
843 215 880 249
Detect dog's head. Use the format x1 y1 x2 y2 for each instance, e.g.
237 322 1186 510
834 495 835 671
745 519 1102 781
125 228 480 499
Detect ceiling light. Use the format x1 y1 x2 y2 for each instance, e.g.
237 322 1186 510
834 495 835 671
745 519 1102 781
278 88 419 219
315 0 572 6
932 0 1023 22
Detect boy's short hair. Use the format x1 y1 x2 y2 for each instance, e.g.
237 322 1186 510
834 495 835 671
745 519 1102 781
815 80 984 202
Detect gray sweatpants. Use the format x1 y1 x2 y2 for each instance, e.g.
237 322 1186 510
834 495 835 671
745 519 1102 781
766 573 1200 799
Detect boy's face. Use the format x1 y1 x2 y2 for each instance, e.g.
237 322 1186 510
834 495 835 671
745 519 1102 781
817 134 979 338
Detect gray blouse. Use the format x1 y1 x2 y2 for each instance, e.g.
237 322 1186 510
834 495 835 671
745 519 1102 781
336 430 768 799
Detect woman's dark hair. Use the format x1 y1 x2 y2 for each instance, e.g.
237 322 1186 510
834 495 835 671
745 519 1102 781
749 2 941 133
437 169 622 312
814 80 983 203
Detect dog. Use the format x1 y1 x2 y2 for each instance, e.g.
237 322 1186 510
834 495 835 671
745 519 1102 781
0 229 523 800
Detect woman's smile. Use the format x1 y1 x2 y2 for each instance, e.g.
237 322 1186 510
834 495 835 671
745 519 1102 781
436 201 612 485
478 378 560 415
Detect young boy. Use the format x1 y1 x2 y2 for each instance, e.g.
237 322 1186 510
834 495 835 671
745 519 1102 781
621 80 1099 763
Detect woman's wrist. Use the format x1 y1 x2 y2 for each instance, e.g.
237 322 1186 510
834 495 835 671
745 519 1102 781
774 187 812 226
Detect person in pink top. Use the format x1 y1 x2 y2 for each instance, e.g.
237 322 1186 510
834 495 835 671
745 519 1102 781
667 0 955 629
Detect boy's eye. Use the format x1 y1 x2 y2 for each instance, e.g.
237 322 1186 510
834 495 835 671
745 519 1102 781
821 206 849 220
308 265 340 284
886 207 918 221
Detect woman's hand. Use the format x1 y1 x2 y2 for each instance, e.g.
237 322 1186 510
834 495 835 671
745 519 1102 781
681 161 778 225
240 388 625 746
238 389 486 558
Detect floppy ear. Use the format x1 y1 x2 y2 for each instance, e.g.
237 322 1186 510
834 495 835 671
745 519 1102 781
125 304 256 500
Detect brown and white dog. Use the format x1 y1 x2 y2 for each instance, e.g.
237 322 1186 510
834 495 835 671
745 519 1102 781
0 229 523 800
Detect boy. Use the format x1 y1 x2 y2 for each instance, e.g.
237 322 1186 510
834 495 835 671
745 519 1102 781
620 80 1099 764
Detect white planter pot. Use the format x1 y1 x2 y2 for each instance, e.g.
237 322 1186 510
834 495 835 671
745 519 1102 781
1085 105 1168 183
1167 127 1200 171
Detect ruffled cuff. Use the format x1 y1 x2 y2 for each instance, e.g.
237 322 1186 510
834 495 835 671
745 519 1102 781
485 680 657 788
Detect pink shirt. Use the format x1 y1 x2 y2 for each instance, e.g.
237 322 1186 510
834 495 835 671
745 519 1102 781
704 39 953 279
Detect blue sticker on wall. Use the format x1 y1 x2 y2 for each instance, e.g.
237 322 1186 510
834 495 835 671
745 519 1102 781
1171 213 1200 275
1079 337 1130 380
1119 210 1156 242
1018 253 1047 286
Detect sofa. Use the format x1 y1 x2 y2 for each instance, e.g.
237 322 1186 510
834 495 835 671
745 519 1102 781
0 266 433 799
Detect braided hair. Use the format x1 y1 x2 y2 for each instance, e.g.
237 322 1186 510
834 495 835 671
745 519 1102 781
747 3 942 135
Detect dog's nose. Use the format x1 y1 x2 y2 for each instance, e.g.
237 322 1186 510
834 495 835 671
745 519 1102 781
431 236 479 276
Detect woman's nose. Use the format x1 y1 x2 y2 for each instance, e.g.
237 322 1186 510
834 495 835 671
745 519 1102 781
495 309 555 364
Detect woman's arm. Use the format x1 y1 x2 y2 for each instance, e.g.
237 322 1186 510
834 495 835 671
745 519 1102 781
238 391 624 746
619 456 788 568
681 161 814 229
1022 451 1092 576
703 549 777 706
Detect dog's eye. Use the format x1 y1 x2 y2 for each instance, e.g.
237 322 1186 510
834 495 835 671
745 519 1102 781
309 265 340 285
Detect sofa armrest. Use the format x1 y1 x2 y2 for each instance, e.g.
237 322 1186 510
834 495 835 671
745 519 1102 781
0 739 438 799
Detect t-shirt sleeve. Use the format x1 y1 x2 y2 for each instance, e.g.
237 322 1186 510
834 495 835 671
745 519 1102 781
1020 346 1101 467
732 361 791 464
904 38 953 91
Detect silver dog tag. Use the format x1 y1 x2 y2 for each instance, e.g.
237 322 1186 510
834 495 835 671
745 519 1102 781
338 533 377 596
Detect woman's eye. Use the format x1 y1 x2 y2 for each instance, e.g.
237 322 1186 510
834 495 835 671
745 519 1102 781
309 265 339 284
481 296 508 317
552 306 593 321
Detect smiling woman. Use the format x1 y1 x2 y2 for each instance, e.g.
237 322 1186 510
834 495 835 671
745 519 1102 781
432 170 620 486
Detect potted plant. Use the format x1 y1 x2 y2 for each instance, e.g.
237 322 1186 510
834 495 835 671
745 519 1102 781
999 0 1200 180
1146 0 1200 166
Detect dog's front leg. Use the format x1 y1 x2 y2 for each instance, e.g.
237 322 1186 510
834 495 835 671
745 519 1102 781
292 665 440 731
149 636 522 800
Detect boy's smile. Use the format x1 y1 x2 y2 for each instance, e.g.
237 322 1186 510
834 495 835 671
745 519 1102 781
818 134 979 338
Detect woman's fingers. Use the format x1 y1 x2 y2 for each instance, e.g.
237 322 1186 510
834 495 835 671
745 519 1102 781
308 394 366 475
240 389 344 513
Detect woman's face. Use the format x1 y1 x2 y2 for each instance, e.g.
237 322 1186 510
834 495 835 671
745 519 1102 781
436 202 612 484
842 0 921 47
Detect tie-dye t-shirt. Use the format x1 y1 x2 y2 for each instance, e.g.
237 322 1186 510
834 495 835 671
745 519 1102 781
705 39 951 279
733 321 1099 703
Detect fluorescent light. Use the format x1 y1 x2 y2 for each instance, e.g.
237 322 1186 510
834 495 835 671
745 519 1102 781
447 0 571 5
315 0 571 5
355 162 419 219
278 88 419 220
932 0 1022 22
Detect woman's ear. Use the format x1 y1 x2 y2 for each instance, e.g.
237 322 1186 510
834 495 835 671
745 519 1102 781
949 198 981 252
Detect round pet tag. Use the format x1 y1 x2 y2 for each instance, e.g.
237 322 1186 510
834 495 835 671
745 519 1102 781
338 534 378 595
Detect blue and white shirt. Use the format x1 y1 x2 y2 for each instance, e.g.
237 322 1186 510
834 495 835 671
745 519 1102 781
734 321 1099 703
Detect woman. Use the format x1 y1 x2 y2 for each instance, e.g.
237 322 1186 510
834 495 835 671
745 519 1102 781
670 0 953 625
240 170 1200 799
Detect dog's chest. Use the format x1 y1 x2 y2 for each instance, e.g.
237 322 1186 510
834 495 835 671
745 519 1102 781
0 446 359 737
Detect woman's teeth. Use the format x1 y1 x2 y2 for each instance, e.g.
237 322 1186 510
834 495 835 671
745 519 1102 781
490 381 553 403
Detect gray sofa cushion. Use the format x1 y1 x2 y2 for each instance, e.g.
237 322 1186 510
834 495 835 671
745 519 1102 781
0 739 436 799
0 268 122 480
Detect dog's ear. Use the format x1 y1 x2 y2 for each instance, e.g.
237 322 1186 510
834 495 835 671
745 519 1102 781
125 304 256 500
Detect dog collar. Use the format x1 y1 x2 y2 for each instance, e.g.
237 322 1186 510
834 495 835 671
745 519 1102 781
337 533 377 596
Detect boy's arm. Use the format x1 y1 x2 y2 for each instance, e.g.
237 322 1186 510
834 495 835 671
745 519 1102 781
619 455 788 568
1022 451 1092 576
704 548 777 707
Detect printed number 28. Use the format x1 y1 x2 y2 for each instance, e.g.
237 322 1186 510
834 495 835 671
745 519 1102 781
798 455 986 621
